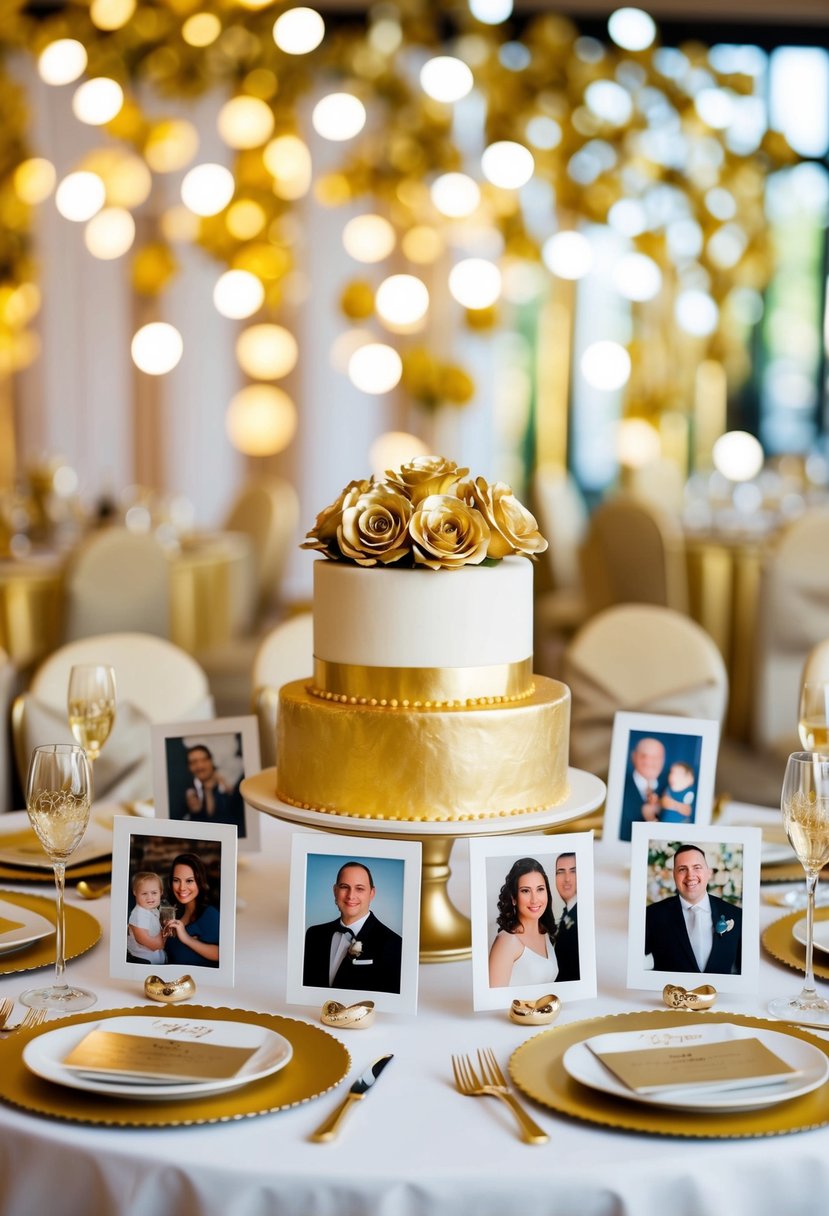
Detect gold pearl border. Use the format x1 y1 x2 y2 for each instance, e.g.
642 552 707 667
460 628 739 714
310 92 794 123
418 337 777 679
274 786 565 823
306 682 536 710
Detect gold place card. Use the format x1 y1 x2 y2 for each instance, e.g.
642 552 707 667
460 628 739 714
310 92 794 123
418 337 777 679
589 1035 800 1096
62 1029 258 1084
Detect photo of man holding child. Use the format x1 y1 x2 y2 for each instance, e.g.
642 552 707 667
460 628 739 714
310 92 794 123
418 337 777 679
619 730 703 843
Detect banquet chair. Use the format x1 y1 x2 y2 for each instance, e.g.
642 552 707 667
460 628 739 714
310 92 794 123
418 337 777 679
531 467 589 669
754 509 829 755
223 477 300 626
0 647 15 813
802 638 829 687
252 613 313 768
12 632 214 802
563 604 728 780
579 494 689 618
63 527 170 641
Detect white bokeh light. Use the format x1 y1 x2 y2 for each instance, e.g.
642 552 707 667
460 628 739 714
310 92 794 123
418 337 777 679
217 96 275 149
607 7 656 51
38 39 87 86
712 431 764 482
612 252 663 301
431 172 481 218
348 343 403 394
420 56 474 103
226 385 298 455
448 258 502 309
675 289 719 336
130 322 183 375
618 418 661 467
235 324 298 380
469 0 513 24
180 163 235 215
84 207 136 259
375 274 430 330
481 141 535 189
342 214 396 262
72 78 124 125
272 7 325 54
581 340 631 391
55 172 106 222
213 270 265 319
370 432 430 476
312 93 366 141
542 231 594 280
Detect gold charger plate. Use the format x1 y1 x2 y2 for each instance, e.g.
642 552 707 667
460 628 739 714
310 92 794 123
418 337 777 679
762 907 829 981
0 1005 350 1127
0 857 111 885
761 863 828 885
0 890 101 976
509 1010 829 1138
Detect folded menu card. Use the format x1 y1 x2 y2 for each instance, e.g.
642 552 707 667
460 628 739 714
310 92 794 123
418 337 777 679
589 1035 800 1095
62 1029 259 1085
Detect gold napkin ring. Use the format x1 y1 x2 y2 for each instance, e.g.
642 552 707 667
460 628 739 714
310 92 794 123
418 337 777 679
509 993 561 1026
320 999 375 1030
662 983 717 1010
144 974 197 1004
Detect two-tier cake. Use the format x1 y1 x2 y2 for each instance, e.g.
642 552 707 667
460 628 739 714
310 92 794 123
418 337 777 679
275 456 571 822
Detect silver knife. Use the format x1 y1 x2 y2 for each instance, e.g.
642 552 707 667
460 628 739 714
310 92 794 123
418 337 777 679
309 1054 393 1142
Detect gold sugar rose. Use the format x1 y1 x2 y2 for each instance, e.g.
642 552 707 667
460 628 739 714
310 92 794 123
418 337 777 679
338 484 413 566
464 478 548 559
409 493 491 570
385 455 468 504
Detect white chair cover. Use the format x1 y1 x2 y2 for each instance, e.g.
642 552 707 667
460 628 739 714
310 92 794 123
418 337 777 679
802 638 829 686
223 478 300 623
579 494 689 617
13 632 214 802
754 511 829 753
564 604 728 779
252 614 313 768
63 528 170 641
0 647 16 813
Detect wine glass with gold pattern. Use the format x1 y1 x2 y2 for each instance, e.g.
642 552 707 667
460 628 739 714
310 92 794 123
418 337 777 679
19 744 96 1010
67 664 116 765
798 683 829 751
768 751 829 1026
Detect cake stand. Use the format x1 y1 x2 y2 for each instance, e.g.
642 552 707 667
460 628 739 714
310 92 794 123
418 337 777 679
241 767 606 963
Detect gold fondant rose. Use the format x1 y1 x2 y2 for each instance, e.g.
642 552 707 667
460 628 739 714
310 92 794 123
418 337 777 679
386 455 468 505
301 478 373 557
464 477 548 559
301 456 548 569
338 484 413 566
410 493 490 570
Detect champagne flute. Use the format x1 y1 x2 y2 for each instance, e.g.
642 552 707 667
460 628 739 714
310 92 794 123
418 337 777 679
798 683 829 750
67 664 116 763
20 744 96 1011
768 751 829 1026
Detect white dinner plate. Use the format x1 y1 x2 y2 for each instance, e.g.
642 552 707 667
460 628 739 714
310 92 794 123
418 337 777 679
23 1015 293 1100
562 1021 829 1112
0 899 55 956
792 916 829 957
716 802 796 866
0 820 112 870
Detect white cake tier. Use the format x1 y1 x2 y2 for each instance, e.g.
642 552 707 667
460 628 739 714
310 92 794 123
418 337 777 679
313 556 533 671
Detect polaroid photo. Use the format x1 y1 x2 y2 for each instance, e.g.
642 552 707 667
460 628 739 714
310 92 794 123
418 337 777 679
469 833 597 1011
604 712 720 846
285 834 421 1015
626 822 761 995
151 716 262 853
110 816 237 987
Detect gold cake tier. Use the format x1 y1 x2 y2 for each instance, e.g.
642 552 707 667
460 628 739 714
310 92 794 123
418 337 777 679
276 675 571 822
311 656 534 706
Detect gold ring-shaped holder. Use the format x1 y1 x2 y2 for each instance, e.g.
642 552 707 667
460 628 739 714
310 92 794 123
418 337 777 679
509 993 561 1026
662 983 717 1011
143 974 197 1004
320 999 375 1030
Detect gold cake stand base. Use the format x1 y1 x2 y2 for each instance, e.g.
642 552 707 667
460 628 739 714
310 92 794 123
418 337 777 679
241 767 605 963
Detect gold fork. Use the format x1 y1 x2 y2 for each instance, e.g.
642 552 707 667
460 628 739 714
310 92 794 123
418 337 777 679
0 1007 50 1035
451 1048 549 1144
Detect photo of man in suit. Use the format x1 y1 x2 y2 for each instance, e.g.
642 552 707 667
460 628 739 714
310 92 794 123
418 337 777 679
620 736 666 842
645 843 743 975
554 852 580 982
303 860 403 993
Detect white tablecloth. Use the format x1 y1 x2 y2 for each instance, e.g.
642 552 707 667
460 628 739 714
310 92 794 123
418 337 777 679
0 811 828 1216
